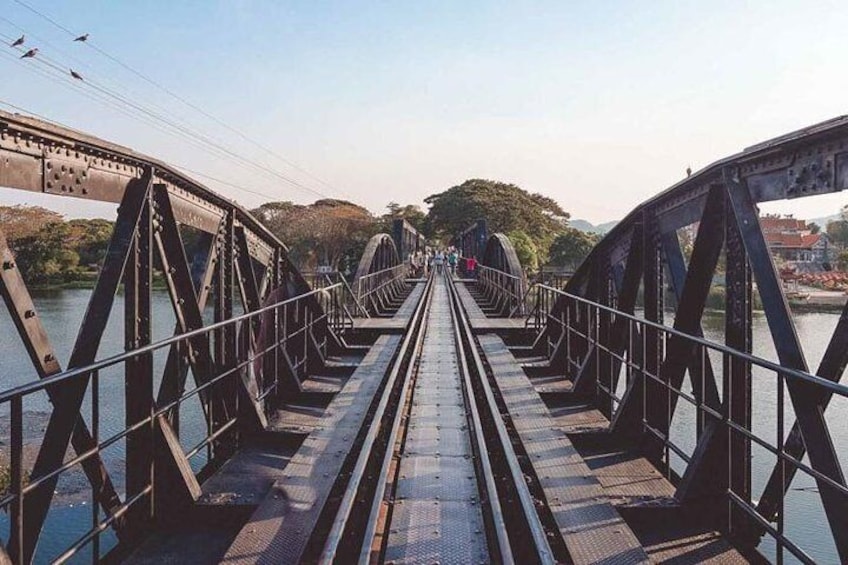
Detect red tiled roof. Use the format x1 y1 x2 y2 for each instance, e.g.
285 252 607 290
760 217 808 232
765 232 821 249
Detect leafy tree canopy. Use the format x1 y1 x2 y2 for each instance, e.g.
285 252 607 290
380 202 427 234
424 179 569 255
826 220 848 248
548 228 599 270
253 199 378 271
0 205 63 242
507 230 539 272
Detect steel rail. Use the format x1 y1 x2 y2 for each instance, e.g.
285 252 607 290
445 273 516 564
317 275 435 563
445 274 557 564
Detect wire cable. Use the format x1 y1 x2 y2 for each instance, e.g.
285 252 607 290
10 0 349 200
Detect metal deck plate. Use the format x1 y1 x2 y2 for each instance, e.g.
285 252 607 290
222 334 401 564
404 424 471 457
385 277 490 564
478 334 650 565
384 500 489 565
396 454 477 501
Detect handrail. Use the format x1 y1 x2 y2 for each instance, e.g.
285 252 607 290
0 284 343 403
531 283 848 394
527 282 848 563
476 264 527 316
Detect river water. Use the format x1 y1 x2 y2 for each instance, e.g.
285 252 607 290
0 289 845 563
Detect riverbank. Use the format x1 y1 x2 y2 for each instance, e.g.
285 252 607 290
0 411 104 504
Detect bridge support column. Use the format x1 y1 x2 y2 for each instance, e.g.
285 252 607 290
724 194 753 540
725 171 848 560
124 185 154 537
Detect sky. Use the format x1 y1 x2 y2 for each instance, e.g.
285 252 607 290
2 0 848 224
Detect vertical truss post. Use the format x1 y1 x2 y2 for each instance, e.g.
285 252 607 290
725 170 848 560
16 170 153 563
124 188 154 536
639 211 665 450
644 188 724 463
724 195 752 539
213 211 237 459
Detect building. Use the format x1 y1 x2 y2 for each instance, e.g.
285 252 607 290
760 215 830 265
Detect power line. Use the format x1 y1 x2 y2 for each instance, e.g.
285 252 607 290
0 95 285 204
2 28 336 201
10 0 349 200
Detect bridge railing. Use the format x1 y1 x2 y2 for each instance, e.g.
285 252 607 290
302 270 370 318
0 283 349 564
530 283 848 563
355 264 407 314
477 265 527 316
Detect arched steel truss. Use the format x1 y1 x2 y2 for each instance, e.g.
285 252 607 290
475 232 527 316
352 233 408 315
526 115 848 560
0 110 350 561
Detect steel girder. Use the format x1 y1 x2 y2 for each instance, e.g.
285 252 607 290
351 233 407 315
541 116 848 560
475 232 528 316
391 218 424 260
0 111 338 562
455 219 488 260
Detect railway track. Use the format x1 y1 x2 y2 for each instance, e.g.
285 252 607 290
307 272 563 564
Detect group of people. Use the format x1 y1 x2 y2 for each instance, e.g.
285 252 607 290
408 246 477 278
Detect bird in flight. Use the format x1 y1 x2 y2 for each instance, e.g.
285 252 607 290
10 35 24 47
74 33 89 42
70 69 83 81
19 48 38 59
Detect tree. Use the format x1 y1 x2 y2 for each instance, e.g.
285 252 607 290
0 205 63 242
507 230 539 272
381 202 427 234
66 219 114 266
13 222 80 284
253 199 378 270
837 250 848 271
424 179 569 257
809 222 821 235
826 220 848 248
548 228 598 270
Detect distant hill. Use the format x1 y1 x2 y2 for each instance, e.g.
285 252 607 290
570 218 618 235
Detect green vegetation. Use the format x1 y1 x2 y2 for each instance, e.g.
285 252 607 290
548 228 599 271
4 179 593 283
0 464 29 497
0 206 113 287
424 179 569 262
507 230 539 272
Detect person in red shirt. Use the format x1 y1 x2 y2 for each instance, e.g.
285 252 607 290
466 256 477 278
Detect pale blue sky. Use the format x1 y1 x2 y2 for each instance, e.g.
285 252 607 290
2 0 848 223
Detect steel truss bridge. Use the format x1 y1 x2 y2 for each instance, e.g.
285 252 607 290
1 110 848 563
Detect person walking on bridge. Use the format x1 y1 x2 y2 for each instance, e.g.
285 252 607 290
434 250 445 275
448 249 458 277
